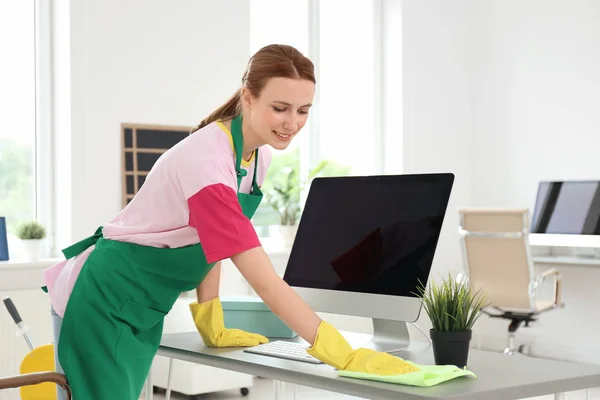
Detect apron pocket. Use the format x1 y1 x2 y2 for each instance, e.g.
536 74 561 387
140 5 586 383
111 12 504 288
116 298 166 359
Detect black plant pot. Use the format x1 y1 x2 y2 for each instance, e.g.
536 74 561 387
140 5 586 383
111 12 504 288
430 329 472 368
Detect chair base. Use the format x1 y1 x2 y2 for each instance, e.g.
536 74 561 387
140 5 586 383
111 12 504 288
486 309 536 357
503 333 530 356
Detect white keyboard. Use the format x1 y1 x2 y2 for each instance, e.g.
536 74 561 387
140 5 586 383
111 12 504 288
243 340 324 364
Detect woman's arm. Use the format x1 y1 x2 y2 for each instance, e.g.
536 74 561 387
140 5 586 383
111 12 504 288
230 246 322 345
230 247 417 375
196 261 221 303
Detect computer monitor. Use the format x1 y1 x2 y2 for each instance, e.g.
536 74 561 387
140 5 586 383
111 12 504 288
283 173 454 352
529 180 600 249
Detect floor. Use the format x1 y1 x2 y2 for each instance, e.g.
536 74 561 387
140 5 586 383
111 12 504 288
144 377 600 400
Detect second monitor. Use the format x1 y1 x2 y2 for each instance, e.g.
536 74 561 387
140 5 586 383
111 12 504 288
283 173 455 352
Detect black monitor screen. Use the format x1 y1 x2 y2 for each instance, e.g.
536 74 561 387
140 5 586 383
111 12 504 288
283 173 454 298
531 181 600 235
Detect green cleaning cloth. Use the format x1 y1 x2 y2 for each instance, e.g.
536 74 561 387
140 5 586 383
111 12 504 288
337 361 477 387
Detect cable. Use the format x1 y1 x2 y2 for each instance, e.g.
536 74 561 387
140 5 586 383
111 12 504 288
409 322 432 350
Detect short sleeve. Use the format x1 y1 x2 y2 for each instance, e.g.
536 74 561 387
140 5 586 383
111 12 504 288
175 156 261 264
176 154 237 199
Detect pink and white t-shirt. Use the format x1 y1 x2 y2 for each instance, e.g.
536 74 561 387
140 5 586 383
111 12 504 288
43 121 272 317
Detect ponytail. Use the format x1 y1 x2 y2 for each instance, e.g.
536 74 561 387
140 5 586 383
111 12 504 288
191 90 241 133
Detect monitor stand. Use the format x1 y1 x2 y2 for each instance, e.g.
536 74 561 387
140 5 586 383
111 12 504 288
342 318 430 355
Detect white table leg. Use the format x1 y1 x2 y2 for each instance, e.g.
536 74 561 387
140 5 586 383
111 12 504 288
145 364 153 400
165 358 174 400
554 393 566 400
273 380 284 400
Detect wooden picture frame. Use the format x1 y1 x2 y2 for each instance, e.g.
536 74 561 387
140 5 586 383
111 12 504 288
121 123 193 207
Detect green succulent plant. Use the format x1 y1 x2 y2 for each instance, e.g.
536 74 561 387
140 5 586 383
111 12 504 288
415 273 490 332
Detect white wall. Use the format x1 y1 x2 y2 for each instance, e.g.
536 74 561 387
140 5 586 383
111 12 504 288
471 0 600 209
52 0 250 251
392 1 600 365
468 0 600 363
401 0 474 278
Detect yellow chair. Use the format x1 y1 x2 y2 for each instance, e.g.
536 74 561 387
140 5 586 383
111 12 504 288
2 297 64 399
20 343 59 399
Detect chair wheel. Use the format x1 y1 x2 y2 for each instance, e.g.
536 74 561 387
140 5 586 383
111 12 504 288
240 387 250 396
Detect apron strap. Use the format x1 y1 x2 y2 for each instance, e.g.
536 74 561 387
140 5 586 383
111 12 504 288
42 226 104 292
61 226 103 259
251 147 260 194
230 115 260 193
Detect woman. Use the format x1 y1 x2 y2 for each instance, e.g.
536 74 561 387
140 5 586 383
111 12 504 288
45 44 417 400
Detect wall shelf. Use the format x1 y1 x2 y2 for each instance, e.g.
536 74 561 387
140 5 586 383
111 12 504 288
0 258 61 291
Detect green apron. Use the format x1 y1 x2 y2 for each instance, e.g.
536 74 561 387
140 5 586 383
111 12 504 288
57 115 262 399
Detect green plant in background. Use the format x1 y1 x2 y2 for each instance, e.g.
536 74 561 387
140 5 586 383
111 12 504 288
16 221 46 240
265 160 328 226
257 147 351 227
415 273 490 332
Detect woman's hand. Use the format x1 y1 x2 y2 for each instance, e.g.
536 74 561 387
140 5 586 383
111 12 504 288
190 297 268 347
231 247 418 375
191 261 267 347
231 246 322 344
306 321 419 374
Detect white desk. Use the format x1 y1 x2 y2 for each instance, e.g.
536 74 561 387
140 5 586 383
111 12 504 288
150 332 600 400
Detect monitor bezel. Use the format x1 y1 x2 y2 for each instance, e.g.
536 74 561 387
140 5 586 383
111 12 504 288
530 179 600 247
283 173 455 323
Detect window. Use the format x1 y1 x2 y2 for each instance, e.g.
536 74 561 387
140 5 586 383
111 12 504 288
317 0 378 176
249 0 381 239
0 1 36 259
0 0 50 260
249 0 310 238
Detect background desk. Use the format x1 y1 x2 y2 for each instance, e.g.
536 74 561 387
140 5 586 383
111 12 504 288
152 332 600 400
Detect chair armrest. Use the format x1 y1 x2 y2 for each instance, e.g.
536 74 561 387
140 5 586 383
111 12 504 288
0 372 71 400
537 268 563 308
539 268 558 280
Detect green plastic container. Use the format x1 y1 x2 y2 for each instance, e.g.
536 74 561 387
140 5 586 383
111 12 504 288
221 296 297 339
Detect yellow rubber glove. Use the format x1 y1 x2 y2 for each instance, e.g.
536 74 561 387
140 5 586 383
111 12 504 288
189 298 269 347
307 321 419 375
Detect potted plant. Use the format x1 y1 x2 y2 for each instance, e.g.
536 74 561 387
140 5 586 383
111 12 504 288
265 161 328 247
16 221 46 261
415 274 489 368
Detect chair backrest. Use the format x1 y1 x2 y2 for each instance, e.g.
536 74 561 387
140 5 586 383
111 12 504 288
458 208 534 311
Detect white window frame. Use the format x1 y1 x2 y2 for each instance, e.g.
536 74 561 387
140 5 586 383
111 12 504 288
305 0 322 172
35 0 56 258
249 0 399 226
302 0 387 178
381 0 403 174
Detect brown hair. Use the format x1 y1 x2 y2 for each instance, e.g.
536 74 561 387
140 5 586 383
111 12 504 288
192 44 315 133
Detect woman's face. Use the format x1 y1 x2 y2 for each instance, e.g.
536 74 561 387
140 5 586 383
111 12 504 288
243 77 315 151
